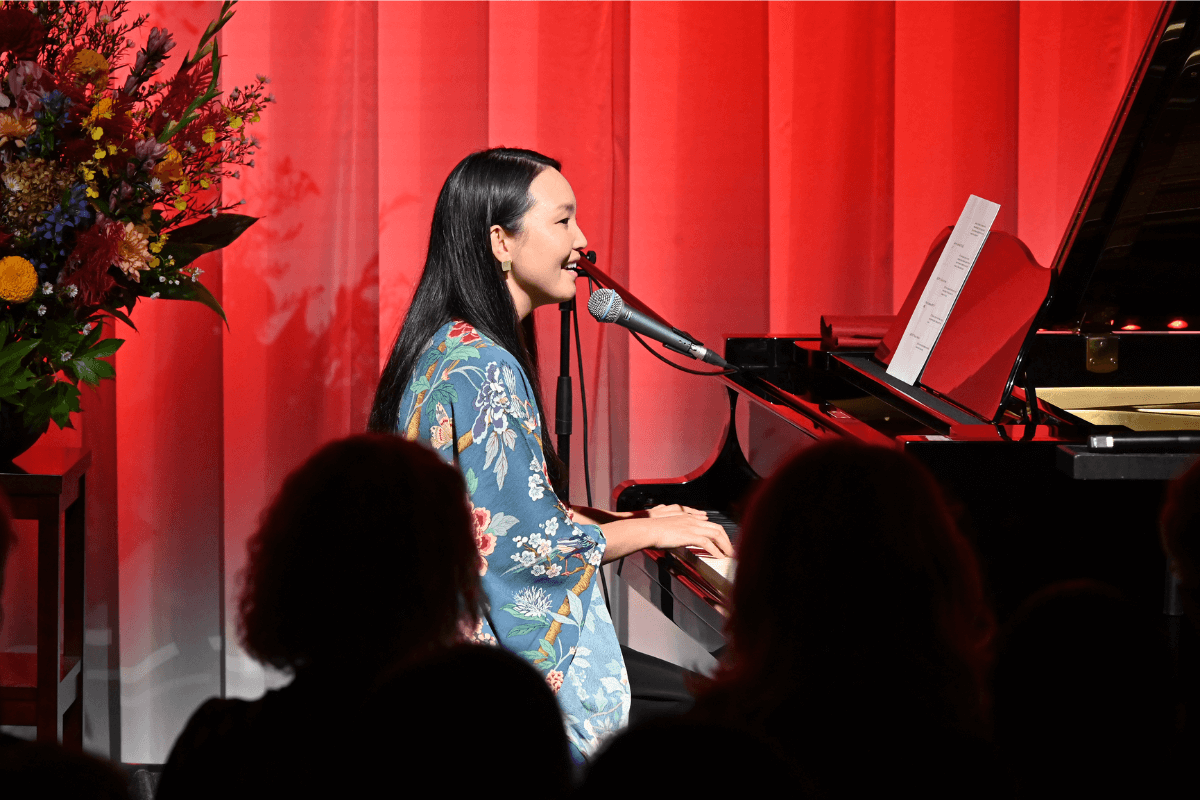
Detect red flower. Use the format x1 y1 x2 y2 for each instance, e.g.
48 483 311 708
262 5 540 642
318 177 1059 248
448 320 481 344
0 9 46 61
62 221 124 306
546 670 564 694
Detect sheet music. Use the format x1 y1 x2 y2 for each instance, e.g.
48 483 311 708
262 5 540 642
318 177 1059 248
886 195 1001 386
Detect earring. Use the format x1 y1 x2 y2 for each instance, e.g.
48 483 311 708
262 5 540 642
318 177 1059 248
501 260 512 272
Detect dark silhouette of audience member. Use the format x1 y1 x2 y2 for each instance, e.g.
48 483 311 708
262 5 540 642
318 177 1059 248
993 580 1178 798
685 441 1003 797
156 434 571 798
0 490 130 799
1161 457 1200 750
1162 458 1200 633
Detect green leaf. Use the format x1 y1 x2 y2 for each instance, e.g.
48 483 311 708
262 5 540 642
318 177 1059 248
70 356 115 387
465 468 478 495
69 357 102 387
154 279 229 328
0 339 39 367
549 612 576 627
105 307 138 332
505 622 549 637
167 214 259 249
159 241 216 271
445 344 480 362
518 649 548 664
410 375 430 395
23 381 81 431
427 382 458 408
567 590 584 624
538 638 557 659
85 338 124 359
417 348 441 376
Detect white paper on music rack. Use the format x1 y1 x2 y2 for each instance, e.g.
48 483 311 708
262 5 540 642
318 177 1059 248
886 194 1001 386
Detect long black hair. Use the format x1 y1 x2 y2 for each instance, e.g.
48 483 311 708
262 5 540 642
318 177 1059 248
368 148 564 484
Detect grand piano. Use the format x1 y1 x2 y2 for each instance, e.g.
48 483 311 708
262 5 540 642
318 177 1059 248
613 0 1200 656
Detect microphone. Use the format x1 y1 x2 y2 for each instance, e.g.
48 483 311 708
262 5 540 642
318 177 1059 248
588 288 731 369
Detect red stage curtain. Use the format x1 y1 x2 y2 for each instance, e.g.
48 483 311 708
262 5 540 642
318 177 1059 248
46 1 1156 761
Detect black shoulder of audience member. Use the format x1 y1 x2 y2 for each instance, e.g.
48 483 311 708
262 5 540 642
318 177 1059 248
669 441 1006 798
994 579 1180 798
156 434 571 799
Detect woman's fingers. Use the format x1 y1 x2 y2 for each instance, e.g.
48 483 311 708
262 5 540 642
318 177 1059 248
648 504 710 520
653 515 735 558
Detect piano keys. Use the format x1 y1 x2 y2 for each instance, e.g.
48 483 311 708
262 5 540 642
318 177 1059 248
614 0 1200 651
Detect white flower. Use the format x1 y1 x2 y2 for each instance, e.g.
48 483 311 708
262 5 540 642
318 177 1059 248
81 324 93 334
66 285 78 298
586 547 603 566
516 550 536 567
531 564 546 576
528 474 545 501
41 282 53 294
546 563 562 578
159 275 166 282
36 305 46 316
149 177 163 195
150 292 160 299
60 351 72 362
257 74 270 84
512 586 552 618
536 538 552 557
543 517 559 538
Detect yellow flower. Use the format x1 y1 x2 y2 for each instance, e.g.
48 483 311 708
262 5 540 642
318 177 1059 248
174 197 187 211
90 127 103 141
153 146 184 182
201 126 216 144
94 147 106 160
0 110 36 147
85 186 99 199
85 97 114 125
0 256 38 303
70 49 110 89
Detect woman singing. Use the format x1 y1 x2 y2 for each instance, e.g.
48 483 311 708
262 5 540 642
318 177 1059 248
368 148 732 761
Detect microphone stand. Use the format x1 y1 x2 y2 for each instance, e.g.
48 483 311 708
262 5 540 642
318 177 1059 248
554 250 598 502
555 297 574 500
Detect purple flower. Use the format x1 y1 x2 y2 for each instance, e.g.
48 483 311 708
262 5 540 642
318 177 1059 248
123 28 176 94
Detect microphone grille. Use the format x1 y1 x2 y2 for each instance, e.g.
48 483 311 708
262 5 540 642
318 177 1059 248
587 288 623 323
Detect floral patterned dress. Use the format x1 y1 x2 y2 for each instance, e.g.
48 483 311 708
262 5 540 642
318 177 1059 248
399 319 631 762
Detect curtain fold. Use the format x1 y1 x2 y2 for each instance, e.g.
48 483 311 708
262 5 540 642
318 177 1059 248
67 1 1159 761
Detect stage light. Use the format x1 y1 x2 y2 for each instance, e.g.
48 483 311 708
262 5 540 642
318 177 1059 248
1168 319 1188 329
1120 324 1141 331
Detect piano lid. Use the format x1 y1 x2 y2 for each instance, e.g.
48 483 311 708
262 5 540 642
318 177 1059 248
1041 0 1200 332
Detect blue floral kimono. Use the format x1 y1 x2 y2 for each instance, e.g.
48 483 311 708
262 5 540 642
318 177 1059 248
399 319 631 762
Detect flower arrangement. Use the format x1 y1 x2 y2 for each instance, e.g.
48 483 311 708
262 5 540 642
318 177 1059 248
0 0 268 437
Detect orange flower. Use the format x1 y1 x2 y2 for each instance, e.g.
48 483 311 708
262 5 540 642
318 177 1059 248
0 256 38 302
